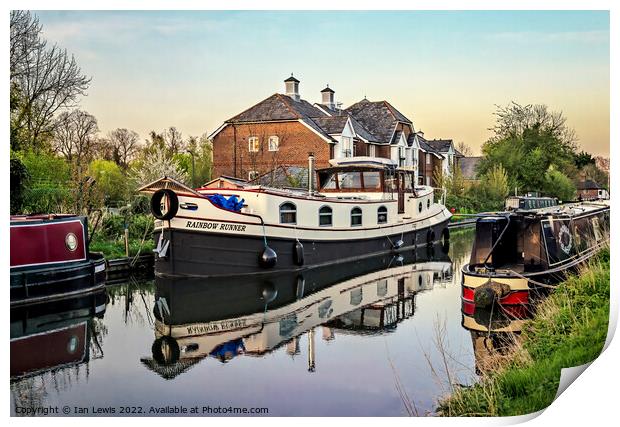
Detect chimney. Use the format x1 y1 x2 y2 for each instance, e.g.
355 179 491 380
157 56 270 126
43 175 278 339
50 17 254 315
321 85 335 109
284 73 300 101
416 130 425 139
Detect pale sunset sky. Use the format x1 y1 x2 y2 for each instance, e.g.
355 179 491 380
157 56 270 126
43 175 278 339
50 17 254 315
35 10 610 156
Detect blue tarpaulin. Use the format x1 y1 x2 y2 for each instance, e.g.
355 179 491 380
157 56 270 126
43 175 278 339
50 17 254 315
206 194 245 212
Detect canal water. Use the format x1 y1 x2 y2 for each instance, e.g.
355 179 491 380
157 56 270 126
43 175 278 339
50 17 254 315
11 230 479 416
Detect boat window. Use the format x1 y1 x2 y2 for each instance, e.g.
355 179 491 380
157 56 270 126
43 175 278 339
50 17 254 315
427 199 431 209
418 201 423 213
280 202 297 224
319 206 333 226
377 206 388 224
320 172 338 190
351 207 363 226
338 172 363 190
363 171 382 190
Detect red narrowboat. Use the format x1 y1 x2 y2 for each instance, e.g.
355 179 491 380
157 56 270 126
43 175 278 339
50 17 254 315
10 214 107 306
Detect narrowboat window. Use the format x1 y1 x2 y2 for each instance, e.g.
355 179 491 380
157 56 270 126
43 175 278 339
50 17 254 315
280 202 297 224
319 206 333 226
351 207 363 226
338 172 362 190
377 206 388 224
363 171 382 190
418 201 423 213
427 199 431 209
319 172 338 190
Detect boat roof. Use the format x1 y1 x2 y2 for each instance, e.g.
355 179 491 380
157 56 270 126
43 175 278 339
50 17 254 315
514 200 609 217
328 156 397 168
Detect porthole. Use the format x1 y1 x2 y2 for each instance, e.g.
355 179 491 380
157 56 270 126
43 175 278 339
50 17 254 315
418 202 423 213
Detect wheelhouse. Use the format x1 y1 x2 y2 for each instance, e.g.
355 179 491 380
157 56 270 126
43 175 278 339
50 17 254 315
316 160 419 214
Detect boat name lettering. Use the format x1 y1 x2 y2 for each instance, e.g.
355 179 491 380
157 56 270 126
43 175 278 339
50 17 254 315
185 220 246 232
186 319 248 334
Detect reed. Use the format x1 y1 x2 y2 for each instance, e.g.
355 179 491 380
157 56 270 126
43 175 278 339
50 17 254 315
437 247 610 417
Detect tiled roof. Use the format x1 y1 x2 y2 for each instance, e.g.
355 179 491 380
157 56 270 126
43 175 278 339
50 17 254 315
226 93 327 123
416 134 444 158
426 139 453 153
300 117 337 142
349 117 381 143
460 157 482 180
311 116 349 134
578 179 602 190
345 99 409 144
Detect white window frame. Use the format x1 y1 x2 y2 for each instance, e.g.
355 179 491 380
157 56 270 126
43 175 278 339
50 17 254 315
248 170 259 181
268 135 279 151
342 136 353 158
369 144 376 157
426 153 431 165
248 136 259 152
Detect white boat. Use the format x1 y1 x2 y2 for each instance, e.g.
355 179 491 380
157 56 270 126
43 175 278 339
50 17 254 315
139 156 452 276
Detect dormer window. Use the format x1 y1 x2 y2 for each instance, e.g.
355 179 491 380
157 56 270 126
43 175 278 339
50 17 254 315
268 136 279 151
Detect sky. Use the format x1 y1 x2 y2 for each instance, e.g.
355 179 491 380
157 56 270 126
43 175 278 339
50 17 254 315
34 10 610 156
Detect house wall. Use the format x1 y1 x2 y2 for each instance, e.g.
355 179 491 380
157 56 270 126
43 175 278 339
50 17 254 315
418 151 442 187
212 121 331 180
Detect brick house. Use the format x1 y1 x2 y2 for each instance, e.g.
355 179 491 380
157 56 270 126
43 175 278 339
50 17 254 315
209 75 452 186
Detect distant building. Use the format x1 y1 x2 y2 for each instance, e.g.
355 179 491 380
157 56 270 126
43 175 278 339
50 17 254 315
459 156 482 185
209 75 457 187
577 179 609 200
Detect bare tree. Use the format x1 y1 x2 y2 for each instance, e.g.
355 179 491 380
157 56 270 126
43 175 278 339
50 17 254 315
163 126 185 154
53 110 99 169
106 128 141 169
10 11 44 81
456 141 473 157
10 11 91 150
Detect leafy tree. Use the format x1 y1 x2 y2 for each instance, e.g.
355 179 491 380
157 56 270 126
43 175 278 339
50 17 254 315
10 151 30 214
19 150 72 213
88 160 127 206
483 164 509 201
542 169 576 202
573 151 595 169
478 102 578 194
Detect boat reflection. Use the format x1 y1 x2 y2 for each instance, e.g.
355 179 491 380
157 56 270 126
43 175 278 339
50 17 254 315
461 300 533 375
10 290 108 381
142 244 453 379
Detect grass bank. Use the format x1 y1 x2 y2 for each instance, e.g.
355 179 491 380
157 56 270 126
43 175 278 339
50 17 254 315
90 238 154 259
89 213 154 259
438 247 610 416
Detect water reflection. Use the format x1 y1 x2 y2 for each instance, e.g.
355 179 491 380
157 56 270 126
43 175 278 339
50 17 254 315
461 301 533 375
10 291 108 407
11 230 481 416
144 244 453 378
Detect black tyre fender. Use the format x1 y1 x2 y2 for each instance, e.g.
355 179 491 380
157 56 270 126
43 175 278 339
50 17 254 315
441 228 450 253
150 189 179 220
152 336 180 365
426 228 435 245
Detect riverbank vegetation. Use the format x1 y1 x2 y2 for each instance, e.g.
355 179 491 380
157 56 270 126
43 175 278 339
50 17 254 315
438 247 610 416
441 103 609 214
10 12 212 259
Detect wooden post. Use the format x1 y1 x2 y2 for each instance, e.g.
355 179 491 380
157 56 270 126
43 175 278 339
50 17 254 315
124 227 129 257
